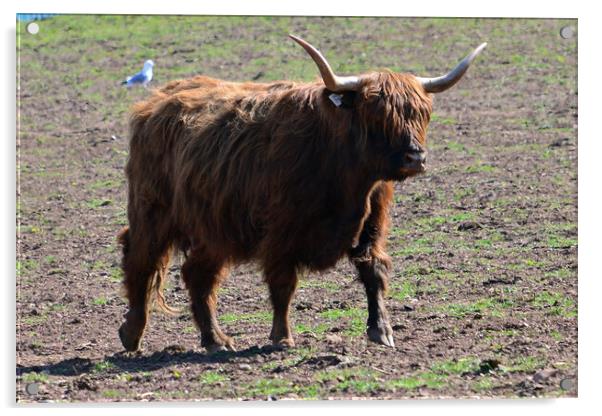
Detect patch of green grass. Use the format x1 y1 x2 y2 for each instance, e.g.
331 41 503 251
295 322 329 336
431 357 480 375
93 296 109 306
449 212 476 222
336 378 381 394
49 303 65 312
319 307 368 337
21 372 49 384
345 317 368 337
510 54 526 65
431 113 457 125
414 211 476 230
445 140 466 152
93 360 117 373
17 259 39 275
244 378 296 397
220 310 272 324
199 371 228 384
390 281 417 301
101 389 122 399
503 356 546 373
523 258 546 268
21 225 42 234
316 367 380 394
466 163 496 173
469 231 505 250
532 291 577 317
542 148 554 159
111 209 128 226
485 328 518 338
471 376 495 392
551 174 567 187
550 330 564 341
22 315 48 325
454 187 476 201
390 226 410 238
50 227 69 240
388 371 447 390
415 215 446 228
44 255 57 265
547 235 577 249
183 325 196 334
116 373 133 382
90 259 108 272
89 179 121 190
109 267 123 283
86 198 113 209
474 238 492 249
390 357 487 392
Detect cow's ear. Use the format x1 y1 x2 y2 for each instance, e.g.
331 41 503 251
328 91 357 109
340 91 357 108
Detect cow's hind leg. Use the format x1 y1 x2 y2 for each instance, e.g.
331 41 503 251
265 264 298 348
349 181 395 348
181 248 234 354
118 226 171 351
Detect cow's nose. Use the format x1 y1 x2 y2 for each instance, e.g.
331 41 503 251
406 151 427 165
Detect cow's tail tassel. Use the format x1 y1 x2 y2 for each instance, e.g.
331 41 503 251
150 246 181 316
117 226 180 316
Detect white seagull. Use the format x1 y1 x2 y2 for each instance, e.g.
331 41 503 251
121 60 154 88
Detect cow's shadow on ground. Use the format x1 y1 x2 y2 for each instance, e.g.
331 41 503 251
17 344 284 377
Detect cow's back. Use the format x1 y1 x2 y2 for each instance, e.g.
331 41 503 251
127 76 299 260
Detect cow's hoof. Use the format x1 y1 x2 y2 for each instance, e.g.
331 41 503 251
367 325 395 348
204 334 236 354
205 342 236 354
271 337 295 348
119 323 142 352
206 344 228 354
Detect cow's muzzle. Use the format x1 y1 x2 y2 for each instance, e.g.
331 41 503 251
403 148 427 174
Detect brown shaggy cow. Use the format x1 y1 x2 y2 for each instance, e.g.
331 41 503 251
117 35 486 353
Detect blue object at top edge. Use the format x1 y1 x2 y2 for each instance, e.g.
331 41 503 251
17 14 57 22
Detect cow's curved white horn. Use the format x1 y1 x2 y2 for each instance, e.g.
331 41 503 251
289 34 360 92
417 43 487 93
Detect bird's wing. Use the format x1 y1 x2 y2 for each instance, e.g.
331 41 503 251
126 71 148 84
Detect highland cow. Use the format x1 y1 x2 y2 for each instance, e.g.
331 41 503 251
118 35 486 353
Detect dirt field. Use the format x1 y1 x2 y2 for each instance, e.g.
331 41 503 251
16 16 577 401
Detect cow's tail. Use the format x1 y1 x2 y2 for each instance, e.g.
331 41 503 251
117 226 179 316
150 249 180 316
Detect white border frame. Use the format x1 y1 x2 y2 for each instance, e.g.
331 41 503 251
3 1 599 414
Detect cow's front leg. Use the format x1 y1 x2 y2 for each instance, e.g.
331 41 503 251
264 265 298 347
349 181 395 347
352 255 394 347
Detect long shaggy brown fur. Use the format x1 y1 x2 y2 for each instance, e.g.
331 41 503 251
118 69 432 350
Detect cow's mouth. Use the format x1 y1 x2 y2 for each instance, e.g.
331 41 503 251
399 164 426 176
399 151 427 175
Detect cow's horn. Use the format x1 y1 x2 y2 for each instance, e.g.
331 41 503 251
289 34 360 92
417 43 487 93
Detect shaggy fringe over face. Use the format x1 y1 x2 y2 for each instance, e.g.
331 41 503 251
356 71 433 149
